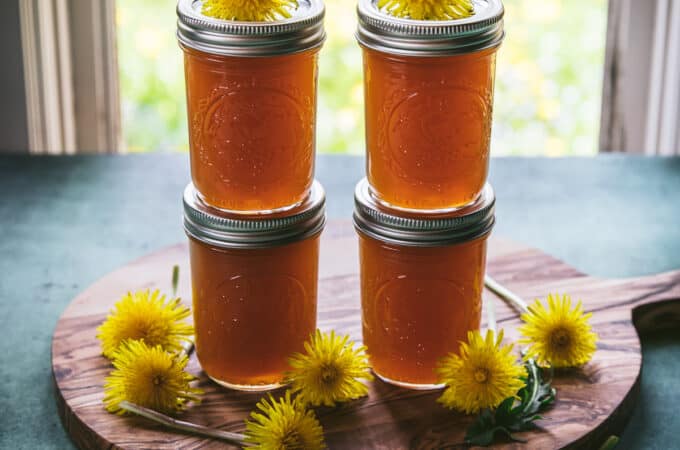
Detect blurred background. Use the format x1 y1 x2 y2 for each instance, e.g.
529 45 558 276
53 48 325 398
117 0 607 156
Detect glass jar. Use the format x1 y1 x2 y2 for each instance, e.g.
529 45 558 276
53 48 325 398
354 179 495 389
356 0 504 212
177 0 325 213
183 181 326 391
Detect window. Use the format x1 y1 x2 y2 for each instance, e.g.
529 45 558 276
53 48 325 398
12 0 679 155
116 0 608 157
117 0 186 152
493 0 607 156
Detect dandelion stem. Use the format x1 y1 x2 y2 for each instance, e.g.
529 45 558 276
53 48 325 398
485 295 497 334
180 340 195 359
171 265 180 297
118 401 245 446
521 359 540 415
484 276 529 313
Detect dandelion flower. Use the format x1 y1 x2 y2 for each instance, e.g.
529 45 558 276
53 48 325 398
97 289 193 359
202 0 298 22
244 390 326 449
378 0 474 21
287 330 373 407
437 329 526 415
103 340 202 415
519 294 598 368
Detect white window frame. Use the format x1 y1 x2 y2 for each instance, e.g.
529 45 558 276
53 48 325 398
19 0 121 154
600 0 680 155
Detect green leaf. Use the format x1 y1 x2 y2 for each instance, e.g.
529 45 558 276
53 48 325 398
598 436 620 450
464 359 556 446
494 397 516 424
466 425 516 447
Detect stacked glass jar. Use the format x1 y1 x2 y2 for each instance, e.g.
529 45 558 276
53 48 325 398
176 0 326 391
354 0 505 389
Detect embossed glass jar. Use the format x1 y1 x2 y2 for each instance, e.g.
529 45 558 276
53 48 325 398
177 0 325 213
354 179 495 389
356 0 504 211
184 181 326 391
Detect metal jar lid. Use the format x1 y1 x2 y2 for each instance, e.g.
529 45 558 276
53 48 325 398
176 0 326 57
353 178 495 247
184 181 326 249
356 0 504 56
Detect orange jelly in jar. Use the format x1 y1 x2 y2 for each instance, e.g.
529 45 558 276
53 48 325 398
354 179 495 389
177 0 326 213
184 182 326 391
357 0 505 211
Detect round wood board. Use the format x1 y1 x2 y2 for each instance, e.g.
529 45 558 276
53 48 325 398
52 220 680 449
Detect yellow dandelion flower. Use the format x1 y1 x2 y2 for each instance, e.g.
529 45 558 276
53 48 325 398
244 390 326 449
436 329 526 415
103 340 202 415
378 0 474 21
202 0 298 22
519 294 598 368
97 289 193 359
286 330 373 407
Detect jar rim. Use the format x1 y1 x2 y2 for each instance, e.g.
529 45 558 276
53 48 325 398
356 0 504 56
176 0 326 57
184 181 326 249
353 179 495 247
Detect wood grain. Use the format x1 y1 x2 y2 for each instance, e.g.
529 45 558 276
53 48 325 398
52 220 680 449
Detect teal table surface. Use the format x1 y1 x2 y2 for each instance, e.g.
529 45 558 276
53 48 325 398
1 154 679 449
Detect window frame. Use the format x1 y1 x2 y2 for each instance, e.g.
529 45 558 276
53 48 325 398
600 0 680 155
18 0 120 154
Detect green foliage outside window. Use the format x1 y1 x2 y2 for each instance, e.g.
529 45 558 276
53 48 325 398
117 0 606 156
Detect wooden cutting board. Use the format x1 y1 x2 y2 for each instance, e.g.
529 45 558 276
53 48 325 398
52 220 680 449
